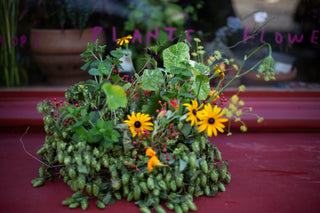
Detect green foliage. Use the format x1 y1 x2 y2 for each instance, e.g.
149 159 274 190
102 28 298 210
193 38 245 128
33 36 273 211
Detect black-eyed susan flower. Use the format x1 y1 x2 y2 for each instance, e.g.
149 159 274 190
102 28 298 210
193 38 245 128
197 104 228 137
183 98 203 126
146 148 165 172
124 112 153 137
208 90 219 102
214 63 225 79
116 35 133 46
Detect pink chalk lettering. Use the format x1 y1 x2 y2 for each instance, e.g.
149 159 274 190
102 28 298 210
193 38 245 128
112 26 117 42
311 30 319 44
275 32 283 44
11 36 19 46
288 33 304 44
92 26 103 43
0 35 3 47
20 34 27 48
132 29 142 44
260 28 266 43
146 27 159 43
33 34 39 48
164 27 177 41
186 29 195 42
242 26 255 44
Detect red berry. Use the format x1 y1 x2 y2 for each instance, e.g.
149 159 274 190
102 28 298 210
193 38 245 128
162 148 167 152
125 162 129 166
162 143 166 147
134 155 138 159
164 137 168 141
78 113 81 116
165 162 168 165
144 146 148 150
53 98 57 102
75 103 79 107
136 168 140 172
130 164 136 168
158 100 162 104
156 109 160 113
133 141 137 145
166 157 170 161
172 155 175 158
139 141 143 144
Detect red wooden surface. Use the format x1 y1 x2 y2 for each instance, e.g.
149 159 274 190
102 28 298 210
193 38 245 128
0 88 320 212
0 133 320 213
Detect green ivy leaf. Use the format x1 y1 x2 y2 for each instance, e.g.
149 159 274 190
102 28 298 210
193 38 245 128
141 69 164 91
163 42 190 74
102 83 127 110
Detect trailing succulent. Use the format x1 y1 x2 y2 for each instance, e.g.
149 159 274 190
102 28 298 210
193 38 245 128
32 38 274 212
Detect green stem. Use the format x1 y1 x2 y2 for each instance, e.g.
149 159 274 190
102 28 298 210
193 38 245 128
125 44 136 73
208 43 272 103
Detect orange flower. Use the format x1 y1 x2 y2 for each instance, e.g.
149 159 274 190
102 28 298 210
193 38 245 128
146 148 165 172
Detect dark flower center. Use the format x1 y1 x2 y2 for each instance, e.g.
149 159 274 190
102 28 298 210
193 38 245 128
134 121 142 128
208 118 215 124
192 109 197 116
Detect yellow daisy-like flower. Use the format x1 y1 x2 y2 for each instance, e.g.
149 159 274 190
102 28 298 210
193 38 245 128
124 112 153 137
197 104 228 137
146 148 165 172
208 90 220 102
183 98 203 126
116 35 133 46
214 64 225 79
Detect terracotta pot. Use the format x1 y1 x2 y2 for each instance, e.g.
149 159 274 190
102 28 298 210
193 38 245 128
30 28 105 86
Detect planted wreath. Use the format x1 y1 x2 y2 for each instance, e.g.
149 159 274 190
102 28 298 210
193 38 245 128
33 36 274 212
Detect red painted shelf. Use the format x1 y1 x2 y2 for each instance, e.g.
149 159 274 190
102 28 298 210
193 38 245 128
1 88 319 133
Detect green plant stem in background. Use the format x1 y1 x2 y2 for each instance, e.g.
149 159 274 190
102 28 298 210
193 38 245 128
0 0 26 87
209 43 273 103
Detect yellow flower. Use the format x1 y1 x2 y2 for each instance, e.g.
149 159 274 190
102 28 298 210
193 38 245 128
124 112 153 137
214 64 225 79
116 35 133 46
146 148 165 172
197 104 228 137
208 90 219 102
183 98 203 126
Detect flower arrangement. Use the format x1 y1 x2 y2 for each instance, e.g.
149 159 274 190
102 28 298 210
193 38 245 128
32 35 274 212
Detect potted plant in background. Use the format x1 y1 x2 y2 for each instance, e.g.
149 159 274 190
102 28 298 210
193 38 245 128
29 0 106 86
0 0 27 87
